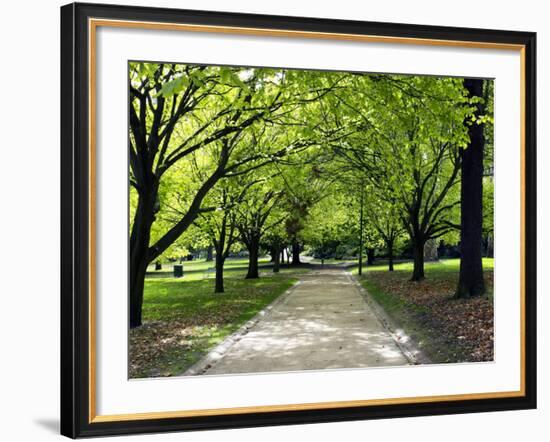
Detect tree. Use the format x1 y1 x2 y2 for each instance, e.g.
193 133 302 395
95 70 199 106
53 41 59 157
129 64 274 326
338 178 383 274
455 79 488 298
329 75 468 280
358 185 365 275
236 180 284 279
194 180 254 293
392 116 463 281
278 162 336 266
363 186 405 271
205 245 214 262
263 222 289 274
482 81 495 258
302 190 361 261
128 63 335 327
362 228 381 268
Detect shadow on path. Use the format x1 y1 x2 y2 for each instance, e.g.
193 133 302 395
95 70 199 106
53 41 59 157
194 268 411 375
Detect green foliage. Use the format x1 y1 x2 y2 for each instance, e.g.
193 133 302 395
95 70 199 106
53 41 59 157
351 257 494 274
302 190 369 258
129 61 494 291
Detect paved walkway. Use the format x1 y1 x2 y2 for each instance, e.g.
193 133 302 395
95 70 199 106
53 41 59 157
201 268 410 375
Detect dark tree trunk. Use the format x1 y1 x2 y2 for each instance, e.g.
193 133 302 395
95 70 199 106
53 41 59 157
456 78 486 298
214 249 225 293
367 248 375 266
129 167 225 327
155 261 162 270
388 239 394 272
291 241 301 266
411 239 425 281
129 189 157 328
206 245 214 262
269 246 276 262
246 239 260 279
273 244 281 273
129 258 148 329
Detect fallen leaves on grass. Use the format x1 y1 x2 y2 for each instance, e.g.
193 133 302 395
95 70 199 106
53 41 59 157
129 321 195 377
367 270 494 363
129 276 296 378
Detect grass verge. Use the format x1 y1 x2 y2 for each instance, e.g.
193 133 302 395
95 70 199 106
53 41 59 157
145 257 310 280
357 259 494 364
129 268 306 378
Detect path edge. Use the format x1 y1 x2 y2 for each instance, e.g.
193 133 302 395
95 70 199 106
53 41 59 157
181 279 302 376
347 272 432 365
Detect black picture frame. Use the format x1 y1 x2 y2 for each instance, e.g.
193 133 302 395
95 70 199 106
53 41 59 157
60 2 537 438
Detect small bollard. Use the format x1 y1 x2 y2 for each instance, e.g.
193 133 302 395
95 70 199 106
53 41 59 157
174 264 184 278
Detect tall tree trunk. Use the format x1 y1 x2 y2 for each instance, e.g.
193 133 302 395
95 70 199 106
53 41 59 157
291 241 301 266
206 245 213 262
246 239 260 279
388 239 394 272
455 78 486 298
367 248 375 266
411 239 425 281
129 190 156 328
273 244 281 273
214 248 225 293
269 245 276 262
129 257 148 329
130 166 225 327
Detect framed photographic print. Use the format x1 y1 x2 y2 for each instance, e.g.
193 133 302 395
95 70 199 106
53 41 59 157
60 2 537 438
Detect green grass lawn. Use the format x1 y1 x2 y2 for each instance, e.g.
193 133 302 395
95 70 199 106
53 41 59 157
308 257 355 264
147 257 258 272
351 257 494 275
130 264 310 378
145 257 309 281
355 258 494 363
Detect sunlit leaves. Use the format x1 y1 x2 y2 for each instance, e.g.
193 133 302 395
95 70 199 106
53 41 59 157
129 61 494 266
158 75 190 97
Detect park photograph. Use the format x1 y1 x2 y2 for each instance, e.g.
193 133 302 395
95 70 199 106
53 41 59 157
128 61 494 379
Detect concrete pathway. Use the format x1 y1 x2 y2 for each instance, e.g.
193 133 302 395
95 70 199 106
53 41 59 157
200 268 410 375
